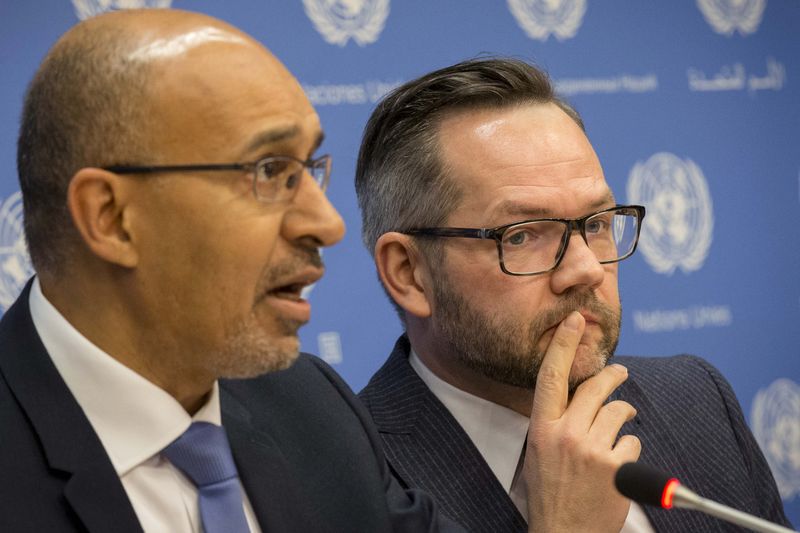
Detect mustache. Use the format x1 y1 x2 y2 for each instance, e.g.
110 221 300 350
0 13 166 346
294 246 323 269
532 289 616 334
262 246 324 286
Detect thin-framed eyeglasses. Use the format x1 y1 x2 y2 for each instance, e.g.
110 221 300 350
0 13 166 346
103 154 332 203
403 205 646 276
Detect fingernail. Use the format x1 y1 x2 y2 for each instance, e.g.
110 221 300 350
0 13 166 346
610 363 628 375
563 312 581 331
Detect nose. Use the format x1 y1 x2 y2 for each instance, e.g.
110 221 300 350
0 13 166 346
283 173 346 248
548 230 605 295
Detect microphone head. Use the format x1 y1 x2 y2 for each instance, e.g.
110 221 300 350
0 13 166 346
615 462 681 509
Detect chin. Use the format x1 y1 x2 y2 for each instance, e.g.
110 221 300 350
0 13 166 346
211 333 301 379
268 336 301 370
567 344 610 390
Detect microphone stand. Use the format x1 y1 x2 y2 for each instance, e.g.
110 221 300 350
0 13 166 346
672 485 795 533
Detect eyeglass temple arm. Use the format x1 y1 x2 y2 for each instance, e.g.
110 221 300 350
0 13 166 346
103 163 248 174
404 228 495 239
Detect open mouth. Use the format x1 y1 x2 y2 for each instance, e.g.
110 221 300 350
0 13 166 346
268 282 307 301
261 269 323 323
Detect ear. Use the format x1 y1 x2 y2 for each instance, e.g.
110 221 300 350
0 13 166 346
374 232 433 318
67 167 138 268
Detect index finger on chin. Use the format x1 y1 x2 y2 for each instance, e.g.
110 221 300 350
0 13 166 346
532 311 585 421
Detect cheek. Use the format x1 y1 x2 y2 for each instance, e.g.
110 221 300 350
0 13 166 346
176 234 280 345
598 267 621 307
213 222 283 297
474 275 551 327
164 215 283 313
498 274 550 306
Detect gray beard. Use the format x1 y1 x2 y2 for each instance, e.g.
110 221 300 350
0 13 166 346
206 314 302 379
204 246 322 379
431 273 620 392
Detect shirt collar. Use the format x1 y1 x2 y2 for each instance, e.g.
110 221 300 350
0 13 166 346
409 348 529 493
28 277 221 476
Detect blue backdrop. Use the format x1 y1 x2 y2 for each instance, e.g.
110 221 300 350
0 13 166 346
1 0 798 524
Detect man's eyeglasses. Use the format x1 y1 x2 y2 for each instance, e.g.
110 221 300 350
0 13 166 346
104 154 332 203
403 205 646 276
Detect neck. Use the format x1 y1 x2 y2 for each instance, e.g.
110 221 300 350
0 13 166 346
39 272 214 414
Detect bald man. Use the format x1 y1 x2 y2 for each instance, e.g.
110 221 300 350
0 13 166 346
0 9 456 532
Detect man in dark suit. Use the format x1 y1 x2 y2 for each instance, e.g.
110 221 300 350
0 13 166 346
356 58 791 532
0 9 457 532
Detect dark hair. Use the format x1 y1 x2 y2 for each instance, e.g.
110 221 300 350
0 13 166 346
17 23 151 275
355 57 583 259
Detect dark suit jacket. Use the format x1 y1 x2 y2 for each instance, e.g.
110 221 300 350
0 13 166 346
0 285 458 532
360 335 792 533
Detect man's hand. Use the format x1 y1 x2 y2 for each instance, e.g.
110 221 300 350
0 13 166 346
525 311 641 533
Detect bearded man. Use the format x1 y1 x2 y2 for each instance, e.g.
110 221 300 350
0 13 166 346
356 58 790 533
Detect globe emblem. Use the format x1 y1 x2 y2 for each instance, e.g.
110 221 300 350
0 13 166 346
696 0 766 36
328 0 366 18
627 152 714 275
507 0 587 41
71 0 172 21
751 379 800 500
0 192 34 312
303 0 390 46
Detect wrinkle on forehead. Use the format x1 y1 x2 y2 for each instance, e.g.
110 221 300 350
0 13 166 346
127 26 248 62
492 172 603 189
488 187 615 217
441 103 612 222
463 179 608 220
443 105 594 171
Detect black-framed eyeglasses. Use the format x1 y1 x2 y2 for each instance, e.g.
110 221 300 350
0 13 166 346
404 205 646 276
104 154 331 203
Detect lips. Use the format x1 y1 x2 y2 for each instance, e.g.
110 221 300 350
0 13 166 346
579 310 600 325
263 268 323 323
544 310 600 333
266 268 323 300
270 282 310 301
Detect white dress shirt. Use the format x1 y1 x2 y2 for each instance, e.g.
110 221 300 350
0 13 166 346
29 277 261 533
409 349 654 533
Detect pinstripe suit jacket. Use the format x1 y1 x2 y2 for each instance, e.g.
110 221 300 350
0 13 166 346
359 335 791 532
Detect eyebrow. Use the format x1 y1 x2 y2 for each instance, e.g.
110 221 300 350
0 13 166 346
494 190 616 219
241 126 325 159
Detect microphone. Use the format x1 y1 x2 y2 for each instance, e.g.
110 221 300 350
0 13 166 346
615 462 795 533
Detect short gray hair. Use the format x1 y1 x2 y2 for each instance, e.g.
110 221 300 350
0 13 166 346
355 57 583 259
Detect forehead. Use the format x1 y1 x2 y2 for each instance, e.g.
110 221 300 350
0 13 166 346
437 103 613 223
146 37 320 161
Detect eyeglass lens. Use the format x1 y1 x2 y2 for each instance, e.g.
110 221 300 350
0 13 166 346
500 209 640 274
254 156 329 202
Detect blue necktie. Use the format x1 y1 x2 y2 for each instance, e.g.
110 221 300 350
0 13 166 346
163 422 251 533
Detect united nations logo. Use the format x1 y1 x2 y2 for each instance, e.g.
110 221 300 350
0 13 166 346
696 0 766 36
0 192 34 312
751 379 800 500
627 153 714 275
507 0 587 41
303 0 390 47
72 0 172 21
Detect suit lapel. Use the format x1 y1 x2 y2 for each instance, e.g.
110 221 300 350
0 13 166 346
221 386 314 533
613 357 718 532
62 466 142 533
0 281 142 532
362 336 527 532
365 340 730 532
